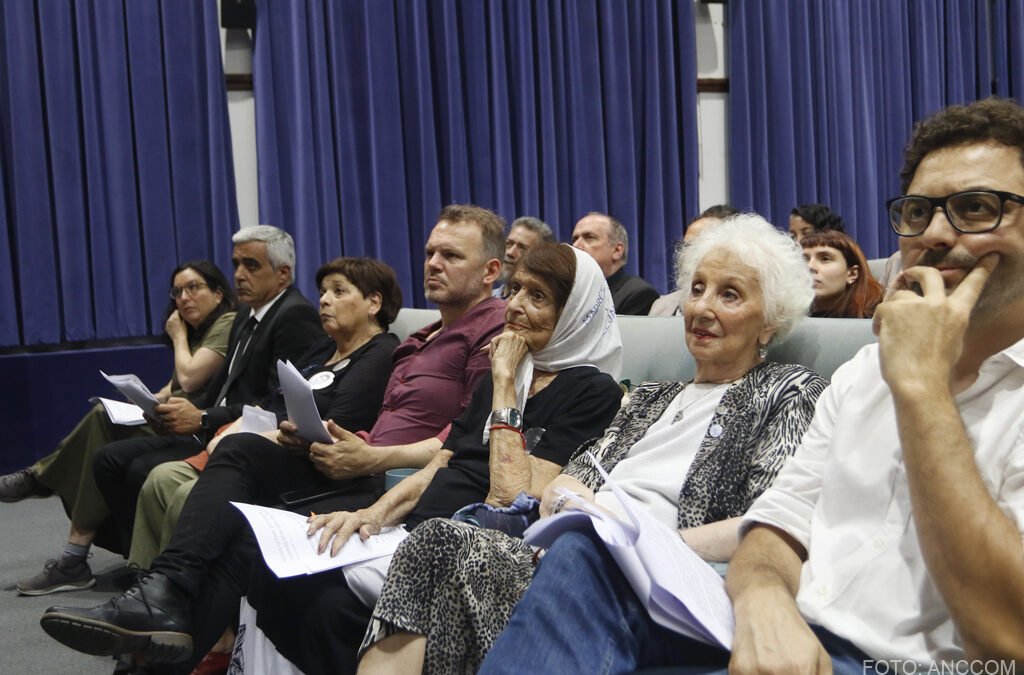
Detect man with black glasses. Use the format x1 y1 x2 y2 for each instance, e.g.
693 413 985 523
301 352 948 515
478 98 1024 672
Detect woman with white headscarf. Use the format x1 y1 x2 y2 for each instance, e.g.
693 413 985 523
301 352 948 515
232 243 624 675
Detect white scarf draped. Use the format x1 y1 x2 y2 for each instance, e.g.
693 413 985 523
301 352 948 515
483 245 623 442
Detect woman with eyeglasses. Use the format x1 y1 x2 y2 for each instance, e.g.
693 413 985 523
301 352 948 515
0 261 237 596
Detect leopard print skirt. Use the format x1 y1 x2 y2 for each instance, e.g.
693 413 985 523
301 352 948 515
359 518 535 674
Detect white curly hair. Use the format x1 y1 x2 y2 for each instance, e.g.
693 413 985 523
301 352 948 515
674 213 813 341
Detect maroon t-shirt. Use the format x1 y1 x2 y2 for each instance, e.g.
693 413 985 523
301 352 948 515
364 297 505 446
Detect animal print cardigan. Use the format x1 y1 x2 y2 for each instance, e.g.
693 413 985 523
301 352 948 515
563 361 828 529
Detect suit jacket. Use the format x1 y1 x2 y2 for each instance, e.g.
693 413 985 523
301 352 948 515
606 267 660 316
201 285 323 430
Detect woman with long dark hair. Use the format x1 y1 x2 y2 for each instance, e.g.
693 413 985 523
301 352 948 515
801 229 884 318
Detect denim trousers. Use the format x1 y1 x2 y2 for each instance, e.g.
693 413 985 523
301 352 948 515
479 529 876 675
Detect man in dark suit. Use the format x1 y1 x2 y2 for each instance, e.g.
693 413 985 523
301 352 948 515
90 225 322 555
571 212 660 315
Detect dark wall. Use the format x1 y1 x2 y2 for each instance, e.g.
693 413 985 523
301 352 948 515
0 345 172 474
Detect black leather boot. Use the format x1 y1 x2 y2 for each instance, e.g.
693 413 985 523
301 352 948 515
40 572 192 663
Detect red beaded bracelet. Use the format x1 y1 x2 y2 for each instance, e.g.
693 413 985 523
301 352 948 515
489 424 526 448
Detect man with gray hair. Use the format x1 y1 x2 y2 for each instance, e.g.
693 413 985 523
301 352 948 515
571 212 659 315
493 216 556 298
89 224 322 557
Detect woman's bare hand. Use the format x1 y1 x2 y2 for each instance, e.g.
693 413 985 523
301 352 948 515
306 507 384 556
487 331 530 380
165 310 187 341
277 420 312 457
539 474 593 518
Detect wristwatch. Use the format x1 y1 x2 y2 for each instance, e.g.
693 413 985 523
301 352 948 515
200 411 210 431
487 407 523 430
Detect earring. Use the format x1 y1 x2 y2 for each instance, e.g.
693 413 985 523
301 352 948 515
758 343 768 359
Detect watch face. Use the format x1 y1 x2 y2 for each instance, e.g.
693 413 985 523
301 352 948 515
491 407 522 430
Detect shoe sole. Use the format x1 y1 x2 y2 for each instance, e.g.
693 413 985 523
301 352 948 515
40 612 192 663
18 577 96 596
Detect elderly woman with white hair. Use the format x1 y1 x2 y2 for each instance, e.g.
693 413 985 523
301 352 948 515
358 214 828 675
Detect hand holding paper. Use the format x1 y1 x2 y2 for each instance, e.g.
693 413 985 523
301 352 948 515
101 371 160 417
232 502 407 578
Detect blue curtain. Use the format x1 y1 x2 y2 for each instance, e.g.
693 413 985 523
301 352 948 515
0 1 238 347
252 0 700 302
729 0 1008 259
994 0 1024 97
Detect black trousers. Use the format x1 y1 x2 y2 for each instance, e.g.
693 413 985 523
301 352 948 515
144 434 383 668
93 434 203 555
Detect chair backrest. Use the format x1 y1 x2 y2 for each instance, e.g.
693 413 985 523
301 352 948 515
866 257 888 280
390 309 878 383
616 316 693 384
766 316 876 379
390 307 441 341
615 315 877 384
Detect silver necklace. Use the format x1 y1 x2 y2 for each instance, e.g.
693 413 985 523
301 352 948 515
671 382 729 424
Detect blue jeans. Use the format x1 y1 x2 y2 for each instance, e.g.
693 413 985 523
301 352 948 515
478 529 876 675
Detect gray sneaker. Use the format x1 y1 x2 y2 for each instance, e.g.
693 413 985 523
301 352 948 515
17 558 95 596
0 468 53 502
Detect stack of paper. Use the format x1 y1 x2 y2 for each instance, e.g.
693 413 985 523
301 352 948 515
276 360 333 443
240 405 278 434
92 397 147 426
100 371 160 417
523 454 735 649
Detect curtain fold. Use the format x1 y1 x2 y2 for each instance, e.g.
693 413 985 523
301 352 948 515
994 0 1024 98
252 0 699 303
0 1 237 347
729 0 1009 259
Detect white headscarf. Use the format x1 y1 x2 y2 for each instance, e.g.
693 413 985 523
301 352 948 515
483 246 622 442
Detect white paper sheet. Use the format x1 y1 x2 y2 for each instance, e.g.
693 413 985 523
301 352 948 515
241 405 279 434
93 396 147 426
232 501 408 578
276 360 333 443
524 453 735 649
100 370 161 417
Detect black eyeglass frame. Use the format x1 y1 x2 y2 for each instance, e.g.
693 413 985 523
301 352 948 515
885 189 1024 237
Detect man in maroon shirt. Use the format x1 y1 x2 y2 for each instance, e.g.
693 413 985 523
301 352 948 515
40 204 509 667
310 203 508 475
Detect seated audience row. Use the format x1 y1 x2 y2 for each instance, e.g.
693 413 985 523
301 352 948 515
353 215 824 675
481 96 1024 671
16 97 1024 674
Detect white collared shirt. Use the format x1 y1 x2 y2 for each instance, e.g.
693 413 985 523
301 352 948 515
742 340 1024 662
